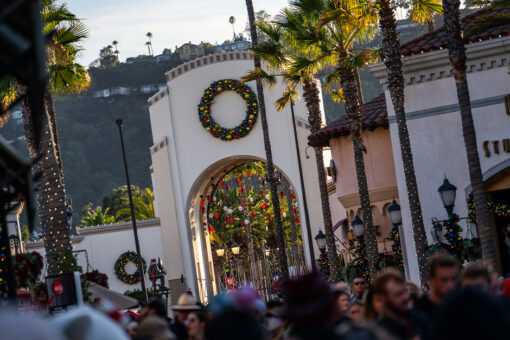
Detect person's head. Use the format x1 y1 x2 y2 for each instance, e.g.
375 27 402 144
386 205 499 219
427 253 459 302
422 283 430 294
432 288 510 340
348 301 362 321
488 270 502 295
186 311 207 340
265 301 287 336
127 321 138 339
406 281 421 306
334 282 350 294
460 262 490 291
137 316 174 340
352 276 367 297
140 299 167 320
360 287 382 321
171 294 200 324
374 268 410 317
336 290 351 315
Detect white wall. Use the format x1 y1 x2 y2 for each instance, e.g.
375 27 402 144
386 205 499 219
369 37 510 283
148 52 325 298
25 220 164 294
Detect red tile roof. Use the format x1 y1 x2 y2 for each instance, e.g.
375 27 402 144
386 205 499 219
400 7 510 56
308 93 388 147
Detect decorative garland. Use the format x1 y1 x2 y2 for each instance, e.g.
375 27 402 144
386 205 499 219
353 238 370 282
198 79 258 141
114 251 147 285
467 195 510 223
389 226 404 271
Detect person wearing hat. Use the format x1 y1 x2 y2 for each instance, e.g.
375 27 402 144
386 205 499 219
170 293 201 340
136 316 175 340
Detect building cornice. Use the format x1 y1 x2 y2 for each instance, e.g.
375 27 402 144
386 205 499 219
338 187 399 210
368 36 510 85
148 51 255 107
77 218 160 236
25 236 84 249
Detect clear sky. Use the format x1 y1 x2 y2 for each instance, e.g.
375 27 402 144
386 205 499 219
65 0 289 66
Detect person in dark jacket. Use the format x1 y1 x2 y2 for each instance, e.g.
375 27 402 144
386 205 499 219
374 269 428 340
169 294 201 340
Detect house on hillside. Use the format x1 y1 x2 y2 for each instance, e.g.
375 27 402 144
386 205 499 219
214 40 251 53
140 84 166 94
93 87 129 98
175 42 205 61
155 48 172 63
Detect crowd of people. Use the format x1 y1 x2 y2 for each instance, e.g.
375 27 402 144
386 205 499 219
3 253 510 340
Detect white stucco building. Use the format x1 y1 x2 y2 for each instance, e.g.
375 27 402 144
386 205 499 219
368 9 510 281
147 51 344 303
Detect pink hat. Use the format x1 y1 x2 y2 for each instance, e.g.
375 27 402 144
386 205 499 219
503 277 510 298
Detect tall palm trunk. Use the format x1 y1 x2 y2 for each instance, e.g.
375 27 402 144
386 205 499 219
442 0 498 269
336 56 378 279
282 176 300 269
245 0 289 279
19 86 72 276
302 77 342 282
379 0 429 283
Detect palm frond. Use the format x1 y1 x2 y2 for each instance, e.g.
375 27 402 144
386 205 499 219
467 14 510 36
275 85 299 111
410 0 443 24
241 68 278 88
49 62 91 95
249 40 287 70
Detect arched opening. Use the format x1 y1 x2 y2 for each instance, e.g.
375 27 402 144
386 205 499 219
187 157 305 302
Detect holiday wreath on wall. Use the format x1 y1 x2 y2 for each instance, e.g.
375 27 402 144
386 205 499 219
114 251 147 284
197 79 258 141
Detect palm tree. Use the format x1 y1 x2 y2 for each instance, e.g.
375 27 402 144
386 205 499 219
81 206 115 227
112 40 119 55
307 0 381 279
146 32 153 55
242 17 344 281
1 0 90 275
229 16 237 40
377 0 442 283
467 0 510 35
410 0 443 31
245 0 289 279
116 188 156 222
145 41 152 55
441 0 498 269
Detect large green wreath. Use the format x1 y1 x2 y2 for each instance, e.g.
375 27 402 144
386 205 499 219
114 251 147 285
198 79 258 141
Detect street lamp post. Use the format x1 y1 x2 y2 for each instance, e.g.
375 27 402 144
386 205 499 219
314 230 327 254
116 119 148 303
438 177 457 218
351 216 365 240
387 200 410 278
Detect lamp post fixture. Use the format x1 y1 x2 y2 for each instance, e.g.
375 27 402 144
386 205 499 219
438 177 457 217
116 119 148 303
431 218 443 244
231 242 240 255
314 230 327 254
264 244 271 257
387 200 411 278
351 216 365 240
216 246 225 257
388 200 402 226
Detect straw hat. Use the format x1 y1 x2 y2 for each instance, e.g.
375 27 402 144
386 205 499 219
171 294 201 311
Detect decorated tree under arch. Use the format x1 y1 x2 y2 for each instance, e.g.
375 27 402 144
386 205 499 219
200 161 304 296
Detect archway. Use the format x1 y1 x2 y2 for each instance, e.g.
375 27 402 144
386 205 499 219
187 157 305 302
